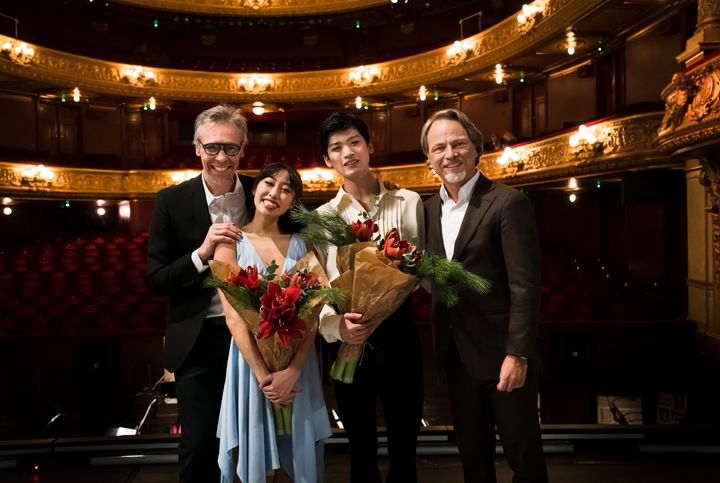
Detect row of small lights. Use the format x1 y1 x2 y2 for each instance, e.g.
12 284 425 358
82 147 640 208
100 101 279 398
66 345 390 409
2 196 132 218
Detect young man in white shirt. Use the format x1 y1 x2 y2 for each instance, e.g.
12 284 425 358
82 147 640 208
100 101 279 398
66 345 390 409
315 112 424 483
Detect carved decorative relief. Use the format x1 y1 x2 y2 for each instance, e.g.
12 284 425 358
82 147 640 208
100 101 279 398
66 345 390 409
0 113 676 199
114 0 387 16
657 55 720 152
0 0 610 103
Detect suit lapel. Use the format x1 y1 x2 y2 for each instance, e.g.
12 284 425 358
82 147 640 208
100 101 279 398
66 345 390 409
425 194 446 258
452 174 495 260
190 174 212 231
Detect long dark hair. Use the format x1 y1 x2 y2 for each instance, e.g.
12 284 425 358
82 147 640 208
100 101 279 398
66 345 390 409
252 162 304 234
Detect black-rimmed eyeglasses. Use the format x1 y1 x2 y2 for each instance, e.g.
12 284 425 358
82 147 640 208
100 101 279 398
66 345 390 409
198 141 242 157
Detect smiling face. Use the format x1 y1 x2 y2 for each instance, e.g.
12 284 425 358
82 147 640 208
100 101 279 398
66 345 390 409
195 120 245 193
426 119 479 189
323 128 374 181
252 168 296 218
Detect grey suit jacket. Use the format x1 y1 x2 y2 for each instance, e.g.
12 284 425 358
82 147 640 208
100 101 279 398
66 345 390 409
424 173 541 384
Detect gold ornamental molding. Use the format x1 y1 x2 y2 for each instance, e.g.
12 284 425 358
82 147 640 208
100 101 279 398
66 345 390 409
114 0 387 16
0 0 614 103
656 54 720 155
0 113 675 200
479 112 675 187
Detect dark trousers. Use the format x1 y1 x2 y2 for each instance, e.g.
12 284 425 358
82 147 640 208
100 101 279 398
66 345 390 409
445 337 548 483
333 301 424 483
174 321 231 483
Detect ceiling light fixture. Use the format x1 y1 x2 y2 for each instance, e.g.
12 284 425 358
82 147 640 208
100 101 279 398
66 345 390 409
566 31 577 55
251 101 265 115
494 64 505 84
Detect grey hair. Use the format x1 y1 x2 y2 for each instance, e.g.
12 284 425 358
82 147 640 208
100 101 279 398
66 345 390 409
419 109 484 159
193 104 248 147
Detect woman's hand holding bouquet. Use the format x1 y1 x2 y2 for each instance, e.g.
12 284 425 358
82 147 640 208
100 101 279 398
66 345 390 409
291 206 492 383
205 251 342 434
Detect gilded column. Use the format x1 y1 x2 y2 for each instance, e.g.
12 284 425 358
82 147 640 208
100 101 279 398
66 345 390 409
677 0 720 67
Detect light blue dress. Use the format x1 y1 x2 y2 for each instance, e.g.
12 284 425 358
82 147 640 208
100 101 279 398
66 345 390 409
217 234 332 483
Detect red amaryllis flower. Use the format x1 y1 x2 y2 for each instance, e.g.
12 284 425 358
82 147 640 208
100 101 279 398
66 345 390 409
352 219 375 242
383 228 412 260
258 282 306 347
227 265 262 290
282 270 318 291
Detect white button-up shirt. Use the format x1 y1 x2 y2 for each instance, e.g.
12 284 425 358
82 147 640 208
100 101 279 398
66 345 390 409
315 179 424 342
439 171 480 260
191 174 248 319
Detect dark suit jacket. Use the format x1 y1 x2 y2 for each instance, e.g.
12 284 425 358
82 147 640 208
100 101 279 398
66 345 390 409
425 173 541 384
147 173 255 372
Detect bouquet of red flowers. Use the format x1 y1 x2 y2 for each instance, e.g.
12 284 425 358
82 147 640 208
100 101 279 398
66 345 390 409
205 251 342 434
291 206 491 383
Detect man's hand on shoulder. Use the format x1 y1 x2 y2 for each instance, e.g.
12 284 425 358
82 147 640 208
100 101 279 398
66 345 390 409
197 222 241 263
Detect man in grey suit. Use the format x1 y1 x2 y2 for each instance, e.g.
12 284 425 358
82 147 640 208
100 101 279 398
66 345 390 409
147 104 254 482
421 109 548 483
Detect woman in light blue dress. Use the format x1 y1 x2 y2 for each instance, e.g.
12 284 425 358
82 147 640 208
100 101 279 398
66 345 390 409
215 162 332 483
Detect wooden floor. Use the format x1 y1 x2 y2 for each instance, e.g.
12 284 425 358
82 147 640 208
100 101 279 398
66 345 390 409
2 453 720 483
2 446 720 482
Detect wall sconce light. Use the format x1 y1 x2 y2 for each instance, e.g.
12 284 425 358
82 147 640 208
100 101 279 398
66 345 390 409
243 0 271 9
418 85 427 101
445 39 475 65
148 96 157 110
349 66 381 86
238 74 272 93
355 96 363 109
569 124 595 147
16 164 56 190
171 170 198 184
497 147 521 165
300 168 339 191
517 0 548 31
121 66 156 87
1 40 36 66
72 87 81 102
569 124 604 157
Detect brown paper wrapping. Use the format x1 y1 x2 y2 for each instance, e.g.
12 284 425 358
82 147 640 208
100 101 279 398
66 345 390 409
331 246 420 369
209 250 328 372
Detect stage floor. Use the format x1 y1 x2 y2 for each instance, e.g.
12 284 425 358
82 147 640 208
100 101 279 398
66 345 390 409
2 449 719 482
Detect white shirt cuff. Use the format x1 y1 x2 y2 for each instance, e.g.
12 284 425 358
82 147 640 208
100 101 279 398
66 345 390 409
191 249 208 273
319 304 343 343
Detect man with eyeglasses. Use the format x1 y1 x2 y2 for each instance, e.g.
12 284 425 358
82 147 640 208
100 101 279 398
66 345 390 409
148 104 256 483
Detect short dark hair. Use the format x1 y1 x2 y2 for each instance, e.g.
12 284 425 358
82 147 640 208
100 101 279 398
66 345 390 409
318 111 371 156
252 162 304 234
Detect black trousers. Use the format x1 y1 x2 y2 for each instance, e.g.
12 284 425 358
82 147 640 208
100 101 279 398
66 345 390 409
445 336 548 483
174 320 231 483
333 300 424 483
